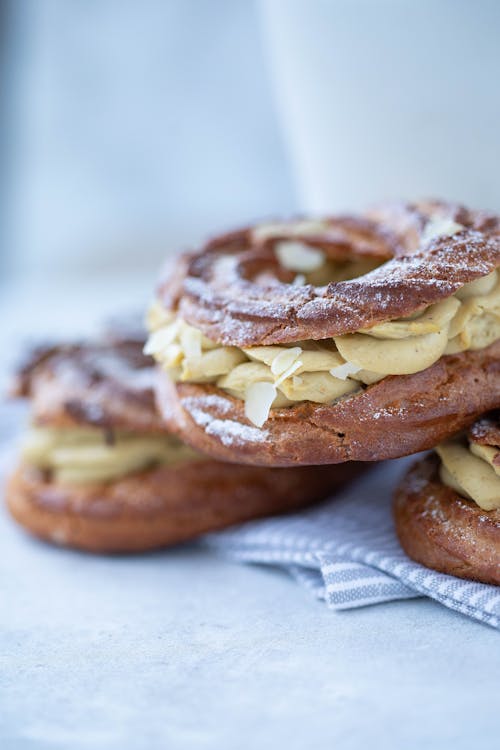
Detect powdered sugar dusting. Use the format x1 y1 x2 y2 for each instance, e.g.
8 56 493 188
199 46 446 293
97 357 156 393
182 397 269 446
192 393 234 415
171 203 500 347
469 414 500 449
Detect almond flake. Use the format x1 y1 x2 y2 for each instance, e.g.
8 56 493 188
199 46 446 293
270 347 303 376
329 361 362 380
180 325 202 360
244 382 277 428
274 360 303 387
143 322 180 356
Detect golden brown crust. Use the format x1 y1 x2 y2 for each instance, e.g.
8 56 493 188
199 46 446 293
469 413 500 448
7 337 369 551
469 412 500 466
5 460 365 553
155 340 500 466
393 454 500 585
158 201 500 347
12 341 165 433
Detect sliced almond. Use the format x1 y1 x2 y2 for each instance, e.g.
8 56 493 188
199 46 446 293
329 361 362 380
270 347 303 376
244 382 277 428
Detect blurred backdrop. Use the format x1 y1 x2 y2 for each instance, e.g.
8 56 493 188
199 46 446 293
2 0 295 282
1 0 500 340
262 0 500 213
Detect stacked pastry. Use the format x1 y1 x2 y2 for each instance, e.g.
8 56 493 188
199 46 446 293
6 336 360 552
5 200 500 579
144 200 500 581
146 200 499 465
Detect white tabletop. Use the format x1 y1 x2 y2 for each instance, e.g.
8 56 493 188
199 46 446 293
1 274 497 749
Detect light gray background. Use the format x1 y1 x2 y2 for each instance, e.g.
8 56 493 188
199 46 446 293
2 515 498 750
1 2 499 747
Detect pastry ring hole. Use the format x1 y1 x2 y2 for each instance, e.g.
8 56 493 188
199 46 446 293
235 248 297 286
236 243 388 289
272 242 387 287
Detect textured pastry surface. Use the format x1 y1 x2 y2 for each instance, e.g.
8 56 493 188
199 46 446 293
158 200 500 346
150 201 500 464
12 339 165 433
469 415 500 452
393 454 500 585
156 339 500 465
7 460 362 553
6 338 364 551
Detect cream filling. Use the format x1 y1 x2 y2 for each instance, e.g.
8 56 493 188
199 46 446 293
146 270 500 427
437 437 500 511
21 426 199 485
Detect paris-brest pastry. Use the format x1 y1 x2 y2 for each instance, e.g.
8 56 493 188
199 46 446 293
146 201 500 466
6 337 361 552
394 413 500 585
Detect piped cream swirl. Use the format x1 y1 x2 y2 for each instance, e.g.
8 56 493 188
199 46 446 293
146 269 500 427
437 435 500 511
22 426 199 485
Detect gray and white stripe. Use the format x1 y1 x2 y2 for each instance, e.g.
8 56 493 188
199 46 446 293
207 459 500 629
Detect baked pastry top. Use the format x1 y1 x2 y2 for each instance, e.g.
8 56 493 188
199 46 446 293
146 200 500 432
7 335 366 551
12 339 198 485
13 338 164 432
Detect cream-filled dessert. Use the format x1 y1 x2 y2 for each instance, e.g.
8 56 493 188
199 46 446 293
393 413 500 585
7 334 364 552
147 201 500 467
10 337 199 487
146 218 500 428
5 334 363 553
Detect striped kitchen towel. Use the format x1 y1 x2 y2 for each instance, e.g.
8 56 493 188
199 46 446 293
206 459 500 629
